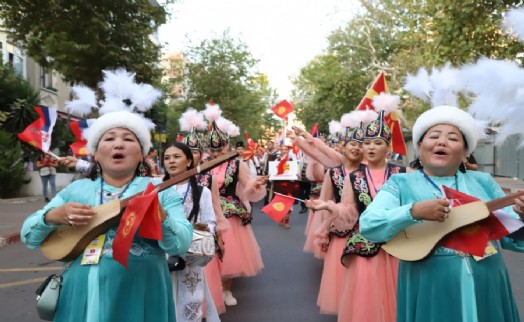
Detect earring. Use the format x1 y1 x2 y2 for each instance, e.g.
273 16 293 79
138 162 146 177
96 163 101 177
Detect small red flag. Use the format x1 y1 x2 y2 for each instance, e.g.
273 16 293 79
112 183 162 268
439 186 493 256
355 72 407 155
276 154 289 175
69 120 90 156
137 183 163 240
261 194 295 223
271 100 293 121
310 123 319 138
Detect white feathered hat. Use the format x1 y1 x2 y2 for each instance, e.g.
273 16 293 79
65 68 162 155
412 105 478 155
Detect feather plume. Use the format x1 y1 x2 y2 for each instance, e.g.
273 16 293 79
99 69 136 100
372 93 400 114
403 68 432 102
66 84 98 116
340 112 359 128
328 120 342 136
428 63 461 107
129 83 162 112
228 125 240 137
360 110 379 125
99 97 129 115
216 117 232 133
502 8 524 42
179 108 206 132
203 103 222 122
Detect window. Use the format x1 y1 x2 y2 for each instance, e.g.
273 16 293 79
7 43 24 77
41 66 51 88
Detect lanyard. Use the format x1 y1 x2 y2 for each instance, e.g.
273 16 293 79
100 177 134 205
179 182 191 204
366 165 389 194
420 169 458 197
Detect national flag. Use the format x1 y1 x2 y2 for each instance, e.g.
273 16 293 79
243 130 259 160
271 100 293 121
291 143 300 156
310 123 319 138
137 183 163 240
276 154 289 175
17 105 57 152
69 119 91 156
440 185 524 257
112 182 162 268
355 72 407 155
261 193 295 223
245 131 256 147
275 130 284 146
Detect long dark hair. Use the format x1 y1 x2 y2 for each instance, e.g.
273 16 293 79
161 142 202 223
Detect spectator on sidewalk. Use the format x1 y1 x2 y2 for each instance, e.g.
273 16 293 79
37 153 57 202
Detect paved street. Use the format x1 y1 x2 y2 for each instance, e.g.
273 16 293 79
1 185 524 321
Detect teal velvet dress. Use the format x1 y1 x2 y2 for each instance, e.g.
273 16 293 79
21 177 193 322
360 170 524 322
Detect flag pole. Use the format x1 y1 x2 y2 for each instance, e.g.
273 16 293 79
47 151 60 160
273 192 305 203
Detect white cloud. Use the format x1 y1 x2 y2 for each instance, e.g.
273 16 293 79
158 0 359 98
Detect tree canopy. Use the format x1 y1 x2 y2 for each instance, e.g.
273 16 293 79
293 0 524 132
166 32 281 144
0 0 168 87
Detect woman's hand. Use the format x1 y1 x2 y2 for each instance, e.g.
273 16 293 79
410 199 451 222
305 199 331 212
254 176 268 189
59 156 79 168
513 194 524 220
45 202 97 227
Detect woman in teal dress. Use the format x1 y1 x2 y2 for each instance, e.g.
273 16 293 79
360 105 524 322
20 108 193 321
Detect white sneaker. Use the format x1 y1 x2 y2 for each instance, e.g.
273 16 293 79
223 291 238 306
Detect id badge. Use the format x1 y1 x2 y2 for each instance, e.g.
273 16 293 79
473 241 498 261
81 234 106 265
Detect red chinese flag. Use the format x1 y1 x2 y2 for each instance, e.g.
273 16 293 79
261 194 295 223
355 72 407 155
138 182 163 240
276 154 289 175
271 100 293 121
439 186 491 256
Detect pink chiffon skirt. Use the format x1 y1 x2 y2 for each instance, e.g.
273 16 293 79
218 216 264 278
316 236 347 314
204 255 226 315
338 249 398 322
303 212 326 259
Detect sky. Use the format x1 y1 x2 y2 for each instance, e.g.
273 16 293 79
158 0 360 99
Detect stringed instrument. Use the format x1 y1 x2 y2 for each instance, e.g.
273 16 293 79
381 190 524 261
40 151 238 261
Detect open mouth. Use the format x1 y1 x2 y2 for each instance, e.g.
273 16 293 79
434 150 447 156
112 153 125 160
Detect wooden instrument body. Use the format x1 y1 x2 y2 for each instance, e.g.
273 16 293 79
39 152 238 261
382 189 524 261
382 201 489 261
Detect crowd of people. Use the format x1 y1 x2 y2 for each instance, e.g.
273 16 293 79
19 68 524 322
